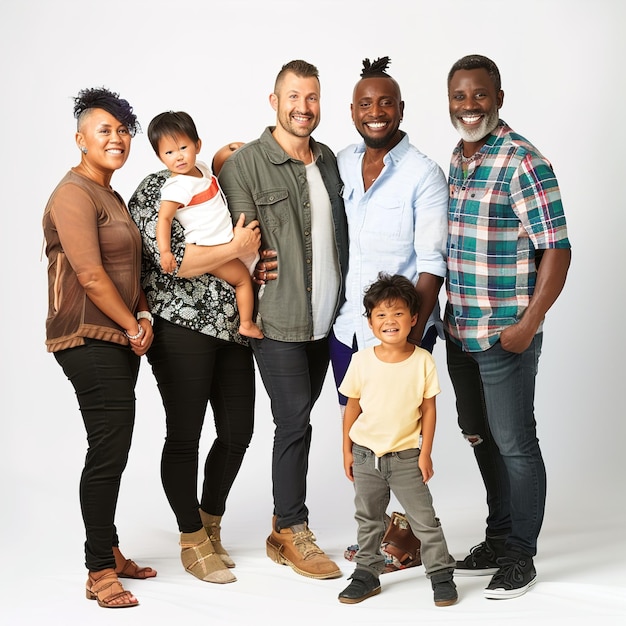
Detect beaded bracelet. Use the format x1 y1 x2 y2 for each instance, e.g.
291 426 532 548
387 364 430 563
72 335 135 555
125 324 144 340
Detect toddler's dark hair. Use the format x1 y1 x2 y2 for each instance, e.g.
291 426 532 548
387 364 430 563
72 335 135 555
147 111 200 154
363 272 421 318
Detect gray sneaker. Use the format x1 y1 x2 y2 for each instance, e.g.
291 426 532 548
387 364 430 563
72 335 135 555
431 571 458 607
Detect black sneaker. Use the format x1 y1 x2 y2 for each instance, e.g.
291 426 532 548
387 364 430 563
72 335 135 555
484 553 537 599
454 537 505 576
338 569 381 604
431 571 458 607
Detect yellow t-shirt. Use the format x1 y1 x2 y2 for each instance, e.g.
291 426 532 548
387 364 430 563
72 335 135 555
339 346 440 456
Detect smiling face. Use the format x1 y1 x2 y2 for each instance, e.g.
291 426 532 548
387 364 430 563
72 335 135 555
157 133 202 177
271 71 321 139
352 76 404 149
76 108 131 173
368 298 417 347
448 67 504 152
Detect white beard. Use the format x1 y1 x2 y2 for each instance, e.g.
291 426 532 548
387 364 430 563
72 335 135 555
451 110 499 144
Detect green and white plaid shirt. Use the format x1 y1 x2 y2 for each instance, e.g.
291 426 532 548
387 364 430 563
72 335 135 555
445 120 571 352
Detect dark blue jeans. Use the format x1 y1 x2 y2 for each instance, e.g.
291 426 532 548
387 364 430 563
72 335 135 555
54 339 140 571
249 336 329 529
147 317 255 532
446 333 545 556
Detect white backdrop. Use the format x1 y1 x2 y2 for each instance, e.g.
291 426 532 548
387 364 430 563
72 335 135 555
1 1 625 624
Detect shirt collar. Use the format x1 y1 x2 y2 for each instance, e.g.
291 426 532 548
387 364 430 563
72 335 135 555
260 126 323 165
355 130 409 165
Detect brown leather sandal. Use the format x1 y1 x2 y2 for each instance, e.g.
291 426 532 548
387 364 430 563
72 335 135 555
113 546 157 579
86 569 139 608
116 558 157 579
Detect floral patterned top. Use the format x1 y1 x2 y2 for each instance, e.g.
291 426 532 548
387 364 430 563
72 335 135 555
128 169 246 345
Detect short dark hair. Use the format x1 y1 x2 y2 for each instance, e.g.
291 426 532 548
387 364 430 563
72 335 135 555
74 86 140 136
447 54 501 92
274 59 319 92
147 111 200 154
363 272 420 318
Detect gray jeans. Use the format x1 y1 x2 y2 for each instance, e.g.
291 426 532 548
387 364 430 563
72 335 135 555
351 443 455 577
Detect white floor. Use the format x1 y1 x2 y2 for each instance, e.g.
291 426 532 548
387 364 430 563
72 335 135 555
3 362 626 626
3 512 625 625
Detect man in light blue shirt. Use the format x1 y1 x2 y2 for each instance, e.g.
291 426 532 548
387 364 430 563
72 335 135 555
330 56 448 415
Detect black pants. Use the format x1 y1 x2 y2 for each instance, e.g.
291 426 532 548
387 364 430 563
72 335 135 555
147 317 255 532
55 339 140 572
249 336 329 529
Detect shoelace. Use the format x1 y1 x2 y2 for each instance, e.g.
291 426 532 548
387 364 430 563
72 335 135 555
469 542 487 555
292 529 324 559
467 541 492 563
490 556 529 586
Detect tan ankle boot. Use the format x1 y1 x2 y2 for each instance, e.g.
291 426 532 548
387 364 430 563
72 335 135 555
180 528 236 584
199 510 235 568
266 516 341 579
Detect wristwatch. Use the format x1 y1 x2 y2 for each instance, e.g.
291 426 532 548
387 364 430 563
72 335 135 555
136 311 154 324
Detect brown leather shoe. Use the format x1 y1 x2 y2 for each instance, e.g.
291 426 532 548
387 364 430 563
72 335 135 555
266 518 342 579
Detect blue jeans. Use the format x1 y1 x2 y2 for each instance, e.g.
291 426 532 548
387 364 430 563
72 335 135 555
250 337 329 529
54 339 140 571
446 333 545 556
351 444 455 577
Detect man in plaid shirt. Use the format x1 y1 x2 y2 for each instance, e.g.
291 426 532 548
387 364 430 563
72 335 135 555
444 54 571 599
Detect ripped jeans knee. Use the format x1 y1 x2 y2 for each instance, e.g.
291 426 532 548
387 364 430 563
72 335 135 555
463 433 484 447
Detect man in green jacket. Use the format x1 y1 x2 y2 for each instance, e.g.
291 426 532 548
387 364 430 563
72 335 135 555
219 59 348 580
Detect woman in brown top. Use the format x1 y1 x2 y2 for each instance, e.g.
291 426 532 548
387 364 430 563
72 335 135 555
43 87 156 608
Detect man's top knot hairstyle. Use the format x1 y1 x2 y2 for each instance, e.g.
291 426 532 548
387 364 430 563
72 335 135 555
360 56 391 79
73 87 140 137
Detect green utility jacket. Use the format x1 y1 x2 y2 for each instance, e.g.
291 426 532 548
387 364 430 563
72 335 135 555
219 127 348 342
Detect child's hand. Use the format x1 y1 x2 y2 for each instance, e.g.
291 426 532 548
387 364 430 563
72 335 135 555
418 452 434 483
343 450 354 482
160 251 178 274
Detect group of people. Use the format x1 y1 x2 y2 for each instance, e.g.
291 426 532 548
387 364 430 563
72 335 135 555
42 53 570 610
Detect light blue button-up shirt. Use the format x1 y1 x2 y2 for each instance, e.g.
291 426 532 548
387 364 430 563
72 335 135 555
333 132 448 350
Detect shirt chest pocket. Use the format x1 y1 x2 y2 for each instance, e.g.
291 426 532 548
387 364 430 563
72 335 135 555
254 189 290 234
450 186 496 224
362 198 406 239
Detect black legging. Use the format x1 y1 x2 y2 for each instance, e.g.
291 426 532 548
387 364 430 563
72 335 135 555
147 317 255 533
54 339 140 572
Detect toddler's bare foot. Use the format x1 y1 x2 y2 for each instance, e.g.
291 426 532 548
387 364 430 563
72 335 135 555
239 322 263 339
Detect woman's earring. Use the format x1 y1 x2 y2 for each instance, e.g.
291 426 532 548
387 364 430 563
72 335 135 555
81 147 88 154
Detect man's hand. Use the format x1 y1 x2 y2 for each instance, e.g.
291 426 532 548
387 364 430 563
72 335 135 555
253 248 278 286
499 320 537 354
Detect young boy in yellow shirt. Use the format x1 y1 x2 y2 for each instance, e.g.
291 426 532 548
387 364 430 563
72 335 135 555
338 273 457 607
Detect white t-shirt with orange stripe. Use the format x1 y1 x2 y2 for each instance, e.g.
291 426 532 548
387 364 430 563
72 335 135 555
161 160 234 247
